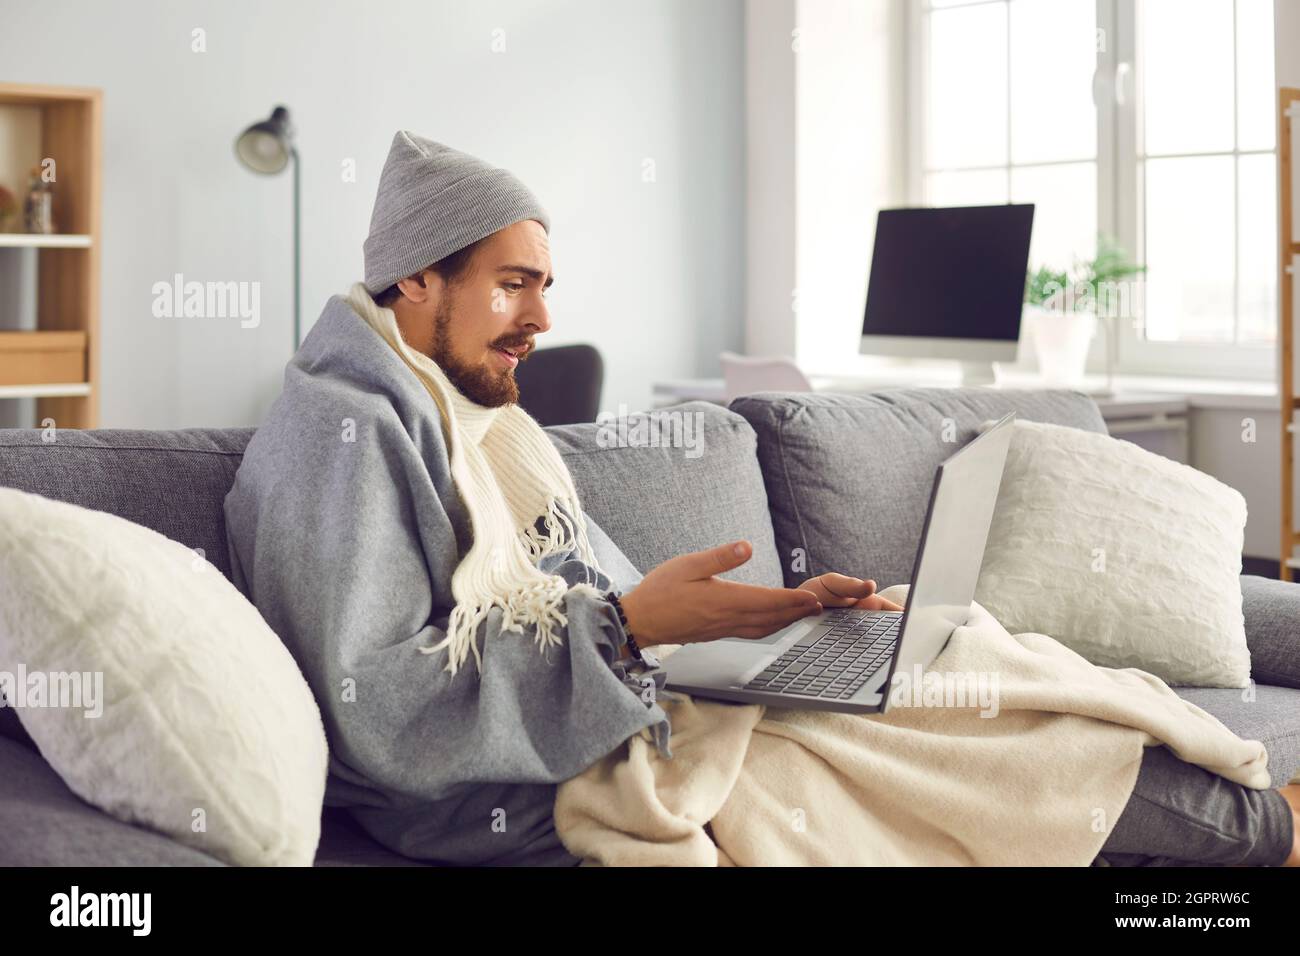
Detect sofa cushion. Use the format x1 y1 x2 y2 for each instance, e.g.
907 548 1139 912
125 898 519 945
0 428 253 756
729 387 1108 589
582 505 646 592
0 485 330 867
1239 575 1300 690
1173 685 1300 787
0 736 424 866
0 737 227 866
546 400 785 588
314 807 432 867
972 417 1250 688
0 427 254 579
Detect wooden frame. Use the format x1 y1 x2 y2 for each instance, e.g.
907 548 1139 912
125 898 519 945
0 82 101 428
1279 87 1299 580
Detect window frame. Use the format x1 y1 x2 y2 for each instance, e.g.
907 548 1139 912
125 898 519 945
904 0 1277 382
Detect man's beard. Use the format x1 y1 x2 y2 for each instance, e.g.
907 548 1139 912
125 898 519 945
429 295 519 408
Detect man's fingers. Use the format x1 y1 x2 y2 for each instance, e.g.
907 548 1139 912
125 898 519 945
680 540 755 579
824 574 875 595
713 579 822 612
800 573 875 606
736 602 823 625
854 595 905 612
735 601 823 629
729 607 821 638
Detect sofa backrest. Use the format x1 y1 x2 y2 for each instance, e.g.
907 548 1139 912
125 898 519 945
548 400 785 587
0 399 785 590
0 390 1105 597
0 401 785 752
730 387 1107 589
0 428 256 579
0 389 1098 752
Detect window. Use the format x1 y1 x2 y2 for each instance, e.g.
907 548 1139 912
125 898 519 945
907 0 1278 378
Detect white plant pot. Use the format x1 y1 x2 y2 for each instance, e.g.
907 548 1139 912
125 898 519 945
1028 307 1096 387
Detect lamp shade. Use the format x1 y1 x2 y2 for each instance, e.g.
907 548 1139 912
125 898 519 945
235 106 294 174
232 104 302 352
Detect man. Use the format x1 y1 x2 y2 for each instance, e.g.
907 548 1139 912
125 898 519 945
222 131 899 866
225 131 1297 867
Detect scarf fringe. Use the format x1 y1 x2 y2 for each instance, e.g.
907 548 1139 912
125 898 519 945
420 494 604 675
520 493 599 576
419 577 609 674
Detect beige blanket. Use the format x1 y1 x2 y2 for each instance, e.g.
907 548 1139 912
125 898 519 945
554 584 1281 866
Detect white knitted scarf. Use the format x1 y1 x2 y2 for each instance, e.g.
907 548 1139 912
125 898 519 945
344 283 608 676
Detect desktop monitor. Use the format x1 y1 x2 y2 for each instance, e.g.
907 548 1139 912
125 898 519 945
861 204 1035 384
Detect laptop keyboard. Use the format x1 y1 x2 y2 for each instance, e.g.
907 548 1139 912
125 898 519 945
744 609 900 700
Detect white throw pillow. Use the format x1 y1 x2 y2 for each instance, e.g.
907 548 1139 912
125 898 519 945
0 487 328 865
973 418 1250 688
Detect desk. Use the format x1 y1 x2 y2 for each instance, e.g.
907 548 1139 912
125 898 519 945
653 368 1275 407
652 374 1194 414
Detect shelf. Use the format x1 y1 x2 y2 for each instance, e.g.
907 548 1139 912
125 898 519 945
0 82 101 428
0 382 90 399
0 233 92 248
1279 87 1299 581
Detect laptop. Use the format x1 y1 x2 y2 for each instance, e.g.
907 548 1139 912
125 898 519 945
661 411 1016 714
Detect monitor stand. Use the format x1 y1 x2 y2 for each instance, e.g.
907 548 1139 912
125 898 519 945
958 360 997 386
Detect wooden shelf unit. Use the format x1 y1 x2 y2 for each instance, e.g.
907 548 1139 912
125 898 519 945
1281 87 1300 581
0 82 101 428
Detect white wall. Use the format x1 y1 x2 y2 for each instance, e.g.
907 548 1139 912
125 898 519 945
744 0 797 358
1276 0 1300 87
0 0 744 427
794 0 905 373
743 0 907 370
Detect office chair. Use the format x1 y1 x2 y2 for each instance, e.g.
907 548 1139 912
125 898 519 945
513 343 604 426
720 351 812 403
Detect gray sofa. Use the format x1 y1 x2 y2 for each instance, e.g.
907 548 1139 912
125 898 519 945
1 386 1297 866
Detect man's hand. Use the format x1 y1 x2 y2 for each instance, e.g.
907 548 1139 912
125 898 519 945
617 540 823 647
797 572 905 612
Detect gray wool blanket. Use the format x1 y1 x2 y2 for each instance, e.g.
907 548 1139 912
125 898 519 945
224 293 670 866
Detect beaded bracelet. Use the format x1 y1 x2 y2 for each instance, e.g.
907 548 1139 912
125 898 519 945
604 590 652 665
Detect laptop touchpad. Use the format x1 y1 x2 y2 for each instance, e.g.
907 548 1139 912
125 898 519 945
718 617 817 648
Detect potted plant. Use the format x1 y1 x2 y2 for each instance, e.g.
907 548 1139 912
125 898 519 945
1024 236 1146 389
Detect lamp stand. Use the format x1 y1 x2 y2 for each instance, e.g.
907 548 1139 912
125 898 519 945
291 145 301 351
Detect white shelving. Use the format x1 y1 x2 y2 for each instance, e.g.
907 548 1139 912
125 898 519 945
0 233 92 248
0 382 92 399
0 83 102 427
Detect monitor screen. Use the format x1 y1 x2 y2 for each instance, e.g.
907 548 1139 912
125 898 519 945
862 204 1035 343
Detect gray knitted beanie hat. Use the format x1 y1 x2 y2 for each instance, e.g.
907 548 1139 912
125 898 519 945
362 131 551 294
